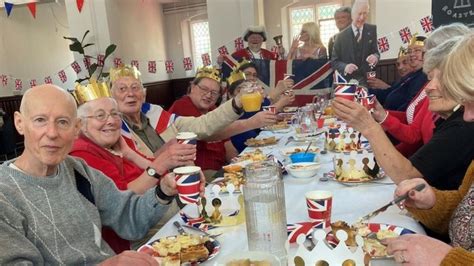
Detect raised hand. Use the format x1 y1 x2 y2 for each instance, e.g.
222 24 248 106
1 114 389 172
394 178 435 210
344 63 358 75
152 139 196 174
249 110 278 128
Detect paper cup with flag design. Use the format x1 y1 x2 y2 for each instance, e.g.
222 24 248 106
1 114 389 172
305 190 333 228
361 94 376 111
334 84 357 101
173 166 201 204
176 132 197 145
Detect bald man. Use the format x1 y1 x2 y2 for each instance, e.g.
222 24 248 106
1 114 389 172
0 84 181 264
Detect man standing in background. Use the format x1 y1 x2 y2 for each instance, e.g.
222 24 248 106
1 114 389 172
328 6 352 59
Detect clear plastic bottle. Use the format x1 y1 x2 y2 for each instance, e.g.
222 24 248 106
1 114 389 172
243 161 288 264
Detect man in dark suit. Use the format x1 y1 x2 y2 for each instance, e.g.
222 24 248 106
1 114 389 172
328 6 352 60
331 0 379 87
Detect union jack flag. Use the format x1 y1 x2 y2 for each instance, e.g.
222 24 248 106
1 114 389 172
334 84 357 100
222 56 333 106
420 15 434 33
97 54 105 67
148 60 156 73
175 171 201 204
306 195 332 226
399 27 412 44
131 60 139 70
377 36 390 53
29 79 37 88
71 61 82 74
183 57 193 71
83 57 91 69
14 79 22 91
201 53 211 66
360 94 376 111
218 45 229 55
333 70 347 84
44 76 52 84
165 60 174 73
355 86 369 99
234 37 244 51
121 102 178 154
1 75 7 86
113 57 122 68
58 70 67 83
287 221 324 243
179 211 216 231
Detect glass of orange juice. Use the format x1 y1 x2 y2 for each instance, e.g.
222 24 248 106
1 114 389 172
241 87 263 112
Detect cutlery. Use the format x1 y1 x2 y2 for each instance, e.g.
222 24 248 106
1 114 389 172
360 183 426 221
285 136 295 145
173 221 222 238
366 232 385 244
173 221 188 235
303 141 313 155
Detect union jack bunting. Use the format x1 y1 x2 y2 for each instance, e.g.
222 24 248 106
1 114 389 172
201 53 211 66
113 57 122 68
1 75 7 86
165 60 174 73
131 60 139 70
29 79 37 88
58 70 67 83
97 54 105 67
71 61 82 74
234 37 244 51
83 57 91 69
14 79 22 90
420 15 434 33
222 58 333 106
183 57 193 71
287 221 324 243
377 36 390 53
399 27 412 44
148 60 156 73
44 76 52 84
218 45 229 55
121 102 177 153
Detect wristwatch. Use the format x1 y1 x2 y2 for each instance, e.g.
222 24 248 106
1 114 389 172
155 185 175 203
146 167 161 179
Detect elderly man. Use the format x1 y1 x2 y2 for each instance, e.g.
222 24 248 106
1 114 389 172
0 84 192 264
331 0 379 87
328 6 352 59
110 65 244 160
231 25 279 61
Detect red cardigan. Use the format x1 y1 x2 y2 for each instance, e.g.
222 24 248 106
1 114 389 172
169 96 227 171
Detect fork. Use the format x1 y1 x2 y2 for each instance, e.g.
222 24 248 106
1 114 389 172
173 221 222 238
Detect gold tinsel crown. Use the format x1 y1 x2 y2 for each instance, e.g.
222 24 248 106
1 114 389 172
109 64 141 84
227 70 247 86
195 66 221 83
409 33 425 47
398 46 408 58
72 79 111 105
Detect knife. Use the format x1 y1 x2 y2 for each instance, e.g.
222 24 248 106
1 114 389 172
360 183 426 221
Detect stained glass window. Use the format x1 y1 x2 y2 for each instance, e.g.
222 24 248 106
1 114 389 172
290 7 315 38
190 20 212 69
318 4 341 48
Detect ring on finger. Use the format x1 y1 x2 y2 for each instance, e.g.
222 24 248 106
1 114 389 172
180 155 184 161
399 251 408 263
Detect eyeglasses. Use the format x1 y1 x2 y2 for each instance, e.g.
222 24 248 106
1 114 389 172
407 48 424 54
196 84 220 98
84 111 122 122
113 83 143 94
243 72 258 78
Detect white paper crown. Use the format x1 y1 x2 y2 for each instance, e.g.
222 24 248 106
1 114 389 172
333 150 380 181
324 126 362 152
290 229 365 265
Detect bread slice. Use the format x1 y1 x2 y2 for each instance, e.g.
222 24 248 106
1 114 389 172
180 242 209 263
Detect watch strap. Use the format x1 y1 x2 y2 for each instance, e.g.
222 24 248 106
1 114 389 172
155 185 174 204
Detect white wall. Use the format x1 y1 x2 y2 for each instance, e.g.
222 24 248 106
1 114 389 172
375 0 431 59
0 1 74 96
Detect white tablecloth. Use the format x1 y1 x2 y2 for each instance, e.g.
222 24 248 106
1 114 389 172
148 127 426 265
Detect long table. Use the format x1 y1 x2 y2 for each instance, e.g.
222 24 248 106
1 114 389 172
148 126 426 265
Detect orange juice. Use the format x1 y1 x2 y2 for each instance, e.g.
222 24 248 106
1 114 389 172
241 92 262 112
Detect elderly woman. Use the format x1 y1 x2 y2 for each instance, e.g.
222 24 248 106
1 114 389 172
332 36 474 191
386 33 474 266
70 94 202 253
371 23 471 157
288 22 327 60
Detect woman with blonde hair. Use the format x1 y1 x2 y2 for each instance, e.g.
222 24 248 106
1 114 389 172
288 22 327 60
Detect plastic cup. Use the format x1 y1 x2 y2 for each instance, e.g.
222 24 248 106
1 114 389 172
263 105 277 114
173 166 201 204
305 190 333 228
176 132 197 145
317 117 325 128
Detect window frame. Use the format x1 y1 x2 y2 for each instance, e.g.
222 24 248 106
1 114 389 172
189 18 212 71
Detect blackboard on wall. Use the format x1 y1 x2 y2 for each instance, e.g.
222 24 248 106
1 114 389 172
432 0 474 27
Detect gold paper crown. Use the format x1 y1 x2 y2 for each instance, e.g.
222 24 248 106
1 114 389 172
333 150 380 181
195 66 221 83
398 46 408 58
227 70 247 86
409 33 425 47
109 64 141 84
72 79 112 105
236 59 252 71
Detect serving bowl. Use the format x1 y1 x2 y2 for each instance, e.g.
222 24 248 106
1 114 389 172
286 162 321 179
290 152 316 163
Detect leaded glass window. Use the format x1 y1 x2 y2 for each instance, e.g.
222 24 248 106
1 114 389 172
190 20 212 69
290 7 315 38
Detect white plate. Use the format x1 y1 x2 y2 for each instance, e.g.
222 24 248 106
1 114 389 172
215 251 281 266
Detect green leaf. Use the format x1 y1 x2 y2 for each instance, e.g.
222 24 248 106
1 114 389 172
69 42 84 54
81 30 90 44
104 44 117 60
63 36 79 43
83 43 95 49
101 72 110 78
76 78 89 83
88 63 98 77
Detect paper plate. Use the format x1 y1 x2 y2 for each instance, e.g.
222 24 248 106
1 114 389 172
215 251 281 266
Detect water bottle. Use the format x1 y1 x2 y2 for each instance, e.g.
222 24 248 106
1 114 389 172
243 161 288 264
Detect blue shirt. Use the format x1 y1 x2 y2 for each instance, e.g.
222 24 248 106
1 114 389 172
383 68 428 111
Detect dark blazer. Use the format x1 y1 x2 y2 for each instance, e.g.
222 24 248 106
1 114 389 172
331 23 379 86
